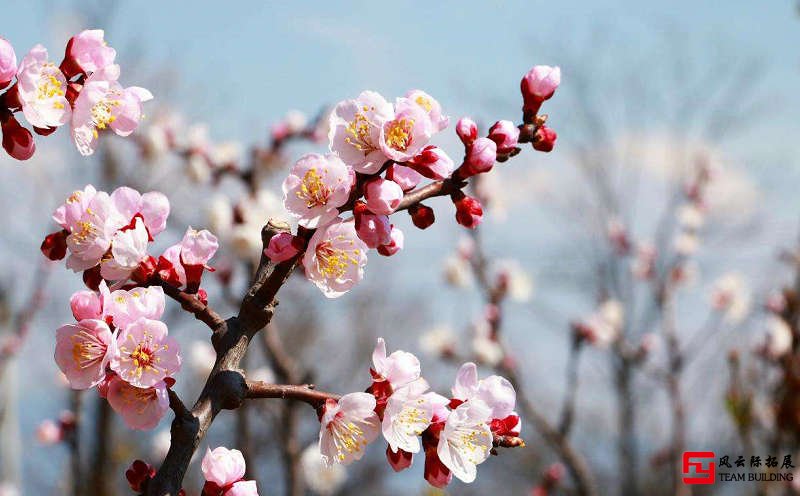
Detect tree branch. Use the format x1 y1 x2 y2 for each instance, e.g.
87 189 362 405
145 221 299 496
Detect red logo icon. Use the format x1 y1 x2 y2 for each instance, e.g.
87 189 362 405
683 451 716 484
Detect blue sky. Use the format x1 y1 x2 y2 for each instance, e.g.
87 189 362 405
3 0 798 143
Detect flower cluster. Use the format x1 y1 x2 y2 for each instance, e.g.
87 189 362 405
55 281 178 429
41 185 218 295
0 30 151 160
44 186 219 430
275 68 560 298
316 338 521 488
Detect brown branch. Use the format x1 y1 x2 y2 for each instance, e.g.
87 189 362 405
145 221 300 496
157 281 226 332
396 178 465 212
245 381 339 408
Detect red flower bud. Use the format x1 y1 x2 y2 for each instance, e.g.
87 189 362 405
532 126 557 152
408 204 435 230
423 446 453 488
453 193 483 229
41 230 68 260
132 255 158 284
456 116 478 146
386 446 414 472
125 459 155 492
458 137 496 178
488 120 520 154
521 65 560 121
82 265 102 291
1 115 35 160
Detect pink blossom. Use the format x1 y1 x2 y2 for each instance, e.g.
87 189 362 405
379 97 432 162
62 29 116 77
451 362 516 420
70 289 103 321
55 319 117 389
264 232 301 263
0 37 16 87
386 164 422 191
521 65 561 111
354 205 392 249
101 217 149 281
377 227 404 257
436 400 493 483
112 318 180 388
382 379 434 454
371 338 421 390
487 120 519 154
329 91 394 173
180 227 218 266
71 65 153 156
405 89 449 132
318 393 381 466
62 190 123 272
111 187 170 238
105 285 166 329
407 146 455 180
303 219 368 298
201 446 247 487
364 178 403 215
37 419 63 444
460 138 496 177
53 185 98 231
456 117 478 146
283 153 354 228
227 481 259 496
106 376 169 430
16 45 70 129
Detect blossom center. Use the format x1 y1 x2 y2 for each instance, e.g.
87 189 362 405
345 107 378 155
36 67 66 109
315 240 358 279
120 331 169 379
72 219 99 244
449 425 490 465
328 418 368 461
384 118 414 151
90 97 120 137
296 168 331 208
70 330 106 369
396 401 427 436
